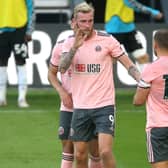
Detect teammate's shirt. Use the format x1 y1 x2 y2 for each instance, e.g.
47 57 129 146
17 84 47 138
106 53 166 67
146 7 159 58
140 56 168 130
62 31 125 109
50 30 74 112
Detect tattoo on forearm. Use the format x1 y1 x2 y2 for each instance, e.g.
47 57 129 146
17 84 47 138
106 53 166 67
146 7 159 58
128 66 141 82
58 48 77 73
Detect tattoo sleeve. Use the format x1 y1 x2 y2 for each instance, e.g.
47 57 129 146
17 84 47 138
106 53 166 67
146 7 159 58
128 65 141 82
58 48 77 73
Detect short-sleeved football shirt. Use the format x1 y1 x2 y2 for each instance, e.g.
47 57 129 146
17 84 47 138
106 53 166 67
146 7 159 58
62 31 125 109
140 56 168 130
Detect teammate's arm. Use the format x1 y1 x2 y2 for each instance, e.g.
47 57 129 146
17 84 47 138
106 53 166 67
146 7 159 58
48 63 73 109
133 79 151 105
133 87 150 105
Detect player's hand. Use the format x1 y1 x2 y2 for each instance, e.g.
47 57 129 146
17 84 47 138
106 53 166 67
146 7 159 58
154 12 163 20
60 91 73 109
25 34 32 42
73 29 87 49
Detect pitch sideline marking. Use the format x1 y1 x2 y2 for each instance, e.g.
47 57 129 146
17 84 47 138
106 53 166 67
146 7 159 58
0 109 52 113
0 109 144 113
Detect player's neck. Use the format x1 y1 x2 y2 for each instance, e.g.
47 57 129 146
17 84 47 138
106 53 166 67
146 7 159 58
86 30 96 40
157 49 168 57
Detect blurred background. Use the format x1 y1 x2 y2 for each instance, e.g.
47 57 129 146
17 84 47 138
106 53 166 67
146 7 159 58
35 0 167 23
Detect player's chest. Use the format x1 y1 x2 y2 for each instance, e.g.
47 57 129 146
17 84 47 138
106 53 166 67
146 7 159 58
73 43 110 64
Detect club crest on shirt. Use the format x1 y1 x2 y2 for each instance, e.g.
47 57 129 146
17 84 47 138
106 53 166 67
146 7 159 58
95 45 102 52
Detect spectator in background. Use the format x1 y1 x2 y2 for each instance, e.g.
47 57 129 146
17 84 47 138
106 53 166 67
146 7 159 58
133 29 168 168
0 0 35 107
104 0 163 72
135 0 164 23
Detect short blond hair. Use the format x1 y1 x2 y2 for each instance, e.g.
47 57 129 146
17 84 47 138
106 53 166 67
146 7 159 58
73 2 94 19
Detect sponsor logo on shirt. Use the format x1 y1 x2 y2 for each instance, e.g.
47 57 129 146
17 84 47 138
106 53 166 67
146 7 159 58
74 64 100 74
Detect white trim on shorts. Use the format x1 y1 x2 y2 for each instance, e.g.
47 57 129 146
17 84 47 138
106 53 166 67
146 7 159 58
147 129 154 163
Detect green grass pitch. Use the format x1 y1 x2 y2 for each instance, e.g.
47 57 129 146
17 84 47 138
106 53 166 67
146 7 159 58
0 88 150 168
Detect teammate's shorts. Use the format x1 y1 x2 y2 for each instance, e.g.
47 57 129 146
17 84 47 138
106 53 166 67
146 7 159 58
146 127 168 163
0 26 28 66
111 30 143 53
58 111 73 140
70 105 115 142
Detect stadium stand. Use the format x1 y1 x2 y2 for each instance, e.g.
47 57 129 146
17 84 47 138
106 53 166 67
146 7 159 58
34 0 71 23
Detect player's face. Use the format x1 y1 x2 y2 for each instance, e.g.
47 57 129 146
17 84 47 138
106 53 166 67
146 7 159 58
75 11 94 38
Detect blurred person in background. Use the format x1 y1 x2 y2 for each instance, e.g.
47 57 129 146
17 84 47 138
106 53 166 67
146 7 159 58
133 29 168 168
134 0 164 23
0 0 35 107
104 0 163 72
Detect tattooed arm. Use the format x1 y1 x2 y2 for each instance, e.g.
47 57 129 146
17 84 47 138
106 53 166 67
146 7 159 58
128 65 141 82
58 47 77 73
118 54 140 82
